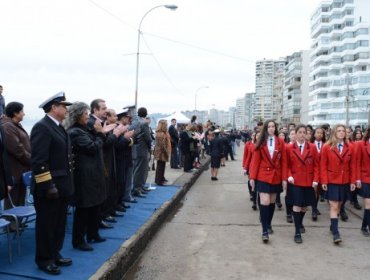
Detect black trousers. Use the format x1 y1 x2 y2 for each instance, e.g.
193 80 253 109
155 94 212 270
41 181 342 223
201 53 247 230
170 143 178 168
72 205 100 246
100 177 117 218
155 160 166 184
183 153 193 172
34 195 69 266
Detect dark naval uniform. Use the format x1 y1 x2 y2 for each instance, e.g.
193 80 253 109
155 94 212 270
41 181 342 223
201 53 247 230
30 92 74 275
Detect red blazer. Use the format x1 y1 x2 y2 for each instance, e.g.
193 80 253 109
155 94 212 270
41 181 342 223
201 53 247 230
249 136 287 185
242 141 253 170
320 142 356 185
356 140 370 184
286 142 319 187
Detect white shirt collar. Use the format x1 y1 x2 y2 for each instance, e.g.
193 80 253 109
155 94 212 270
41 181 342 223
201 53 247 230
47 114 60 126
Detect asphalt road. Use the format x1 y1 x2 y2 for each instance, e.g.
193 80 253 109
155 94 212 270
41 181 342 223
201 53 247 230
124 145 370 280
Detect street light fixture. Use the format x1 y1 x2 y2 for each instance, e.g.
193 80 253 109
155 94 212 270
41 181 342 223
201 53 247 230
195 86 209 111
134 4 178 109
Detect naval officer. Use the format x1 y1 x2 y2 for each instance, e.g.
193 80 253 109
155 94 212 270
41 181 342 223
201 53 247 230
31 92 74 275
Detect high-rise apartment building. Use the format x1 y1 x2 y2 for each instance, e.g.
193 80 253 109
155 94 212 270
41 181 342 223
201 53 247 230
282 50 311 125
309 0 370 127
236 97 246 129
255 59 286 122
235 93 255 129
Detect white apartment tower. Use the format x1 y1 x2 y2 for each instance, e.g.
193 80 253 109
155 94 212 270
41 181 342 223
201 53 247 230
283 50 311 125
235 97 246 129
255 59 286 122
309 0 370 127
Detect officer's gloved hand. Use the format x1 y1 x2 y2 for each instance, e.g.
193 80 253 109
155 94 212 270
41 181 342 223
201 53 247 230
46 186 59 199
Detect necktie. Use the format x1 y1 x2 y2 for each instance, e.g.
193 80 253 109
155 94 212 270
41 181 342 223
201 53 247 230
299 145 303 154
269 138 272 146
317 142 320 150
338 144 342 153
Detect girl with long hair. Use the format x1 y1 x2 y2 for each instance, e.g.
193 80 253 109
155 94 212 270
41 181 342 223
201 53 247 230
244 131 261 210
249 120 287 243
321 124 357 244
310 126 326 221
286 125 319 243
356 125 370 236
284 129 296 223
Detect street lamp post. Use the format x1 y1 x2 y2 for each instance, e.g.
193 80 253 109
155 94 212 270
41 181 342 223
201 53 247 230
194 86 209 111
134 4 178 109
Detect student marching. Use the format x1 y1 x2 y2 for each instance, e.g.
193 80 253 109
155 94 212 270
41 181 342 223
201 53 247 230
243 120 369 245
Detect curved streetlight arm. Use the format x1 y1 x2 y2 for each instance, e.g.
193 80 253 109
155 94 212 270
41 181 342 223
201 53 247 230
134 4 178 108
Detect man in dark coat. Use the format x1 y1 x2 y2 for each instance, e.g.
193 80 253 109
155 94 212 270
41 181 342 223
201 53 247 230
116 110 136 204
0 102 31 208
169 118 179 169
87 100 125 228
132 107 152 197
30 92 74 275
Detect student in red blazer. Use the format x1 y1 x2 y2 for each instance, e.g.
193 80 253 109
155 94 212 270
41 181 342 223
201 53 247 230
286 125 319 244
249 120 287 243
275 132 287 210
243 133 254 202
244 131 261 210
350 131 363 210
356 126 370 236
321 124 357 244
285 129 296 223
310 127 326 221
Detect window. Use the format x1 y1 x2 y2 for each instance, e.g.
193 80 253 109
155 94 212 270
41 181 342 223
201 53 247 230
361 66 367 71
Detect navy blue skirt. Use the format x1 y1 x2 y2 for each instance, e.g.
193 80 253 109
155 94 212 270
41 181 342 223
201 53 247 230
325 184 350 202
256 180 282 194
211 156 221 168
360 183 370 199
287 185 315 207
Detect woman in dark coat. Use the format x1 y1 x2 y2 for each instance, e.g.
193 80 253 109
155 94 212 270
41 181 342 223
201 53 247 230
180 124 195 172
209 130 224 180
65 102 106 251
0 102 31 207
0 126 11 200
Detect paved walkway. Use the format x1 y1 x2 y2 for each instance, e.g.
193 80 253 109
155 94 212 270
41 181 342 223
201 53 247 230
124 145 369 280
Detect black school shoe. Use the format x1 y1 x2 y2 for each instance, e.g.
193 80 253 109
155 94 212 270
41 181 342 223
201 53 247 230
262 232 269 243
286 215 293 223
333 233 342 244
38 264 61 275
294 234 303 244
361 227 370 237
340 211 348 222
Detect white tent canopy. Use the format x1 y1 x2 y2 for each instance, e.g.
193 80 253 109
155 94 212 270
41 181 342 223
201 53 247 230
159 111 190 124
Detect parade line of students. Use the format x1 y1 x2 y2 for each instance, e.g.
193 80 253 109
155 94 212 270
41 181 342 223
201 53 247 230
243 120 370 245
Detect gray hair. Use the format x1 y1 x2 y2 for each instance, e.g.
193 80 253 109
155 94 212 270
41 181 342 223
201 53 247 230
63 102 89 130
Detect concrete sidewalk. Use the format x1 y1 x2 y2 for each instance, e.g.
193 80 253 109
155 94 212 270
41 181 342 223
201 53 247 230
90 157 210 280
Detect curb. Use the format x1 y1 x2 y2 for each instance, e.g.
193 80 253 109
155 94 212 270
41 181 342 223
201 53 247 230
90 158 210 280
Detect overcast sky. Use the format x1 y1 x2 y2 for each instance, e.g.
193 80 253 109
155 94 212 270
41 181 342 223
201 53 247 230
0 0 323 119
